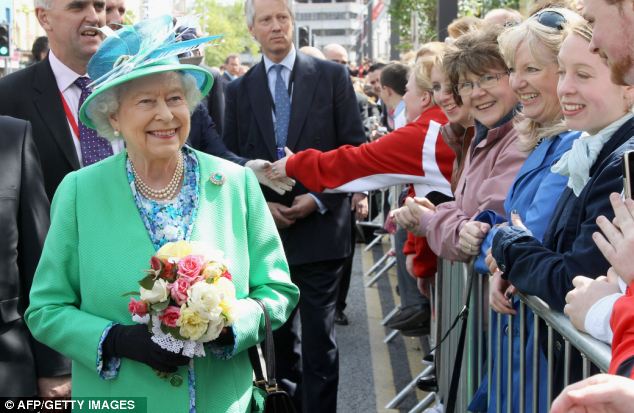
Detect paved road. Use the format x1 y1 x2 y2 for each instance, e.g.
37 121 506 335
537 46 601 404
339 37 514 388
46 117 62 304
336 241 432 412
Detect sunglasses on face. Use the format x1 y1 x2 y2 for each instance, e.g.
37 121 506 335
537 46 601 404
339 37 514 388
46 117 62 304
531 10 567 30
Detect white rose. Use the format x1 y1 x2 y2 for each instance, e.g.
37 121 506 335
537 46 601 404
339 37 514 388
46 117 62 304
198 315 225 342
188 282 221 319
214 277 236 300
140 278 169 304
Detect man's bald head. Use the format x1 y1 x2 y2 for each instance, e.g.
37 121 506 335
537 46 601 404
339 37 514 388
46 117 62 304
322 43 348 65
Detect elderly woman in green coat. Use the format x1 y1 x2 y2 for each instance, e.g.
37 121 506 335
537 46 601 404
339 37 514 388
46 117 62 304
25 16 299 413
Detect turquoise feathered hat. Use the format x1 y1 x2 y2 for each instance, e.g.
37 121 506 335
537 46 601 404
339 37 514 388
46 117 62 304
80 15 221 129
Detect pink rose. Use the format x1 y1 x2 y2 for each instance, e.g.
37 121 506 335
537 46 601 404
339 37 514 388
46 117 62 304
178 255 204 281
170 277 191 305
160 306 181 328
128 297 148 316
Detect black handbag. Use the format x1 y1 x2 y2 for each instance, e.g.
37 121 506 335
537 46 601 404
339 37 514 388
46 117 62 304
249 299 297 413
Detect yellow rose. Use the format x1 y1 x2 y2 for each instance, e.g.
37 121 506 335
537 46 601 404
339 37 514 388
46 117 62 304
202 262 226 280
177 306 209 340
156 241 192 260
219 299 236 325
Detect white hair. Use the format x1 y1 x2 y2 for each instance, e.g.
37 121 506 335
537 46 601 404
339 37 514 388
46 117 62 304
244 0 294 28
34 0 52 9
87 72 202 140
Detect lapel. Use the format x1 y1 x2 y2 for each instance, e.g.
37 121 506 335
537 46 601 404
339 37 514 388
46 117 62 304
246 61 277 160
32 59 81 170
286 52 319 151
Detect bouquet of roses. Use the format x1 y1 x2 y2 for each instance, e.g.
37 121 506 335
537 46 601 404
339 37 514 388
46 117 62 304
125 241 237 358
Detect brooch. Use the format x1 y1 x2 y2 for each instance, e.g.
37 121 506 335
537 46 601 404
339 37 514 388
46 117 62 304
209 172 225 186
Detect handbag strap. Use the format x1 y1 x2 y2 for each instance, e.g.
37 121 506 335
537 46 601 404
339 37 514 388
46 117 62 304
445 269 475 413
248 298 278 390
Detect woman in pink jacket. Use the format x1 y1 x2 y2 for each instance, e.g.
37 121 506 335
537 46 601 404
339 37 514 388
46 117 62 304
392 26 528 262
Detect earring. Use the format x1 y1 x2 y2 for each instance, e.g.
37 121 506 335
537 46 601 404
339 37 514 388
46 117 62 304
114 129 120 137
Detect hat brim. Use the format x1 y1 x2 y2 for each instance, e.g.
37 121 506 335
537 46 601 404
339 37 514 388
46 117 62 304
79 63 214 130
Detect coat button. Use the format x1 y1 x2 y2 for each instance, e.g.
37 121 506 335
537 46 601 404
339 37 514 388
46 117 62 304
170 374 183 387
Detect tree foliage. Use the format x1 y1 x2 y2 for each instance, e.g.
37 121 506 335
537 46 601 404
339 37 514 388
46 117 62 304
388 0 437 51
194 0 259 67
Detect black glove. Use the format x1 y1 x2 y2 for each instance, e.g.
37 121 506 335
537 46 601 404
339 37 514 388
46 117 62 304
103 324 191 373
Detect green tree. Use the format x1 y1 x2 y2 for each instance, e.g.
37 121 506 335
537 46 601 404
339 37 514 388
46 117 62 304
195 0 259 67
388 0 437 52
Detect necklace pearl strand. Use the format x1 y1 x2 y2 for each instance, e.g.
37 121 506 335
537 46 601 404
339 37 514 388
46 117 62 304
130 153 184 200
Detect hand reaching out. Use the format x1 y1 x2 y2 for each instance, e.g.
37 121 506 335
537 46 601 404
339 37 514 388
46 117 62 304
268 147 295 180
391 197 436 236
245 159 295 195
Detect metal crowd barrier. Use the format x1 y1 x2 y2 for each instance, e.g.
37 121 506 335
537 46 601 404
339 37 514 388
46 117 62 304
435 260 612 413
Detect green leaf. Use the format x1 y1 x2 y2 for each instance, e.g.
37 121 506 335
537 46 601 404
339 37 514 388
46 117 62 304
161 324 186 340
139 274 155 290
122 291 141 297
151 300 169 312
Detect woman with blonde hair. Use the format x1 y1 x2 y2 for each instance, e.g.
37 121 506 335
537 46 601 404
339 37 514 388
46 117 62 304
458 8 583 412
488 17 634 403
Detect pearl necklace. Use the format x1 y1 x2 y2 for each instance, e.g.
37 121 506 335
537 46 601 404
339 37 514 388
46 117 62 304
130 153 184 200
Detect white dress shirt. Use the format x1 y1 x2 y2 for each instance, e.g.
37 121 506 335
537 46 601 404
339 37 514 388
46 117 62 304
48 50 124 167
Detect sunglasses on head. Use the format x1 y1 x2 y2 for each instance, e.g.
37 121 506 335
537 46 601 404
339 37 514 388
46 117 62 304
531 10 567 30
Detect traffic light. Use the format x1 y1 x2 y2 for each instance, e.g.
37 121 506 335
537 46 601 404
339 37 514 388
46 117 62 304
298 26 309 48
0 23 9 58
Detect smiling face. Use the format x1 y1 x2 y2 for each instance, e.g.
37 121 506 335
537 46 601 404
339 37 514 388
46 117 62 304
109 72 191 162
584 0 634 86
430 64 471 126
509 40 561 125
460 70 517 129
37 0 106 74
557 33 629 134
249 0 294 63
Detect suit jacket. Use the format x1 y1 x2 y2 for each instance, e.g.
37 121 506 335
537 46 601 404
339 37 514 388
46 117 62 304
223 51 366 265
0 58 79 201
188 103 247 165
0 116 70 396
25 150 299 412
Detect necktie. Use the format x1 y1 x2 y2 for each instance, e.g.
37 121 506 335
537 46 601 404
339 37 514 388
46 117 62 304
74 77 114 166
273 65 291 158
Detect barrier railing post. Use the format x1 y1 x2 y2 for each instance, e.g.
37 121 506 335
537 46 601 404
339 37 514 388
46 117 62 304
519 301 525 413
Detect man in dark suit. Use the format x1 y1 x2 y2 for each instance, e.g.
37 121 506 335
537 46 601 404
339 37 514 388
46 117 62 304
0 0 110 201
0 116 70 397
220 53 241 89
223 0 365 411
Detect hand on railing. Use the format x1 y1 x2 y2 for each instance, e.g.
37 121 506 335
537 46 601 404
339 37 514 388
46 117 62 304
564 269 621 334
593 192 634 285
485 248 500 274
551 373 634 413
489 270 517 315
459 221 490 256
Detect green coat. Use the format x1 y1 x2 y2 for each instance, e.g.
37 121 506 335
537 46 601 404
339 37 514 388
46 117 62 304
25 150 299 412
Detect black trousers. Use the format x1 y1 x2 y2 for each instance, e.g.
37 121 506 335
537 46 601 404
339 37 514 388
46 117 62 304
336 211 357 312
273 258 344 413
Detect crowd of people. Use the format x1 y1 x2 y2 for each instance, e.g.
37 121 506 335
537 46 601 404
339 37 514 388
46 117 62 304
3 0 634 412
